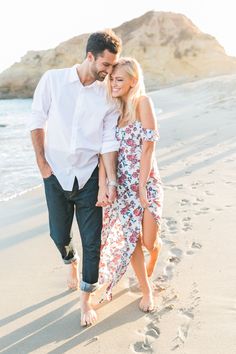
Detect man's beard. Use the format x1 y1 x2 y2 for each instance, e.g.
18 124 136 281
91 64 107 81
95 71 107 81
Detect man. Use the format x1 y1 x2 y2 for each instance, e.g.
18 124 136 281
29 30 122 326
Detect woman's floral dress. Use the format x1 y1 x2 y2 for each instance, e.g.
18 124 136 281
98 120 164 300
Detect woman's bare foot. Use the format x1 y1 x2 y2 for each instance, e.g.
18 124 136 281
147 239 162 277
67 260 79 290
139 291 155 312
80 291 97 326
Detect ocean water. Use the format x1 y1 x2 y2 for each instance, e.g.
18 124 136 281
0 99 163 202
0 99 41 201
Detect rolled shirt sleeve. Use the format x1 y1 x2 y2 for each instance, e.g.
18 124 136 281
28 71 51 131
101 105 120 154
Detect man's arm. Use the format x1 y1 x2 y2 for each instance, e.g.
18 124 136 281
31 129 52 178
28 70 52 178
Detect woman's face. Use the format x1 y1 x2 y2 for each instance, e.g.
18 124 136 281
110 67 134 99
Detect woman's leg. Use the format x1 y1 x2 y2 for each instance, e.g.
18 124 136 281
142 209 161 277
131 237 154 312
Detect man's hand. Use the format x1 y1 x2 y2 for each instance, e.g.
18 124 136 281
38 159 53 179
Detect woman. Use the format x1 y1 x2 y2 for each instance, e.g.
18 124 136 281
97 57 163 312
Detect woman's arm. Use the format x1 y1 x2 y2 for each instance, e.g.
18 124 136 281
138 96 157 208
96 155 109 207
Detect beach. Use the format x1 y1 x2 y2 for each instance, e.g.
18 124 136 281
1 74 236 354
0 98 41 202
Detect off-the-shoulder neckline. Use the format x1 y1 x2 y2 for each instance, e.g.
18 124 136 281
117 120 141 129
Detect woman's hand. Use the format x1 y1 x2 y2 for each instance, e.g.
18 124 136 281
107 185 117 204
139 186 150 209
96 185 109 207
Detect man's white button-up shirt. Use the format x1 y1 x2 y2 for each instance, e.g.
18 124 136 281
28 65 120 191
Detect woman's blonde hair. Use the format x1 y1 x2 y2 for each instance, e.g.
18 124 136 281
107 57 146 124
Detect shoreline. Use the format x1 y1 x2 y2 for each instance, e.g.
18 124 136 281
0 184 42 203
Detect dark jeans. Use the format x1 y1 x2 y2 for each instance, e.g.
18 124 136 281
43 166 102 293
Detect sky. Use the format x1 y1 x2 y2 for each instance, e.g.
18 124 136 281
0 0 235 73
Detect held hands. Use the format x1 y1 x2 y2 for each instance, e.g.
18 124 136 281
96 181 117 207
139 185 150 209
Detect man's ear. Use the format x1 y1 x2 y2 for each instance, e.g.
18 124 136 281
87 52 95 62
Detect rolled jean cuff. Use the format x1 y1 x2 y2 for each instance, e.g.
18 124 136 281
63 252 79 265
80 280 99 293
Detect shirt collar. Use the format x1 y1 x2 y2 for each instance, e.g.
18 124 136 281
68 64 81 83
68 64 101 89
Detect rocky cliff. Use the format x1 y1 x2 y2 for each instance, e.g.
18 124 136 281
1 11 236 98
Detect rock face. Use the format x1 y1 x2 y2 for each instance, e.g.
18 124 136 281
1 11 236 98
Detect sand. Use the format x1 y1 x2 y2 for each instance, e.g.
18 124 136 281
1 74 236 354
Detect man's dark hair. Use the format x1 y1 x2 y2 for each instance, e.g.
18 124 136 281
86 30 122 58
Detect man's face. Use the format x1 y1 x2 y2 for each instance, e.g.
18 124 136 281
89 49 119 81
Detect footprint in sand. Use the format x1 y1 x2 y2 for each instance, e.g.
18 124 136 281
191 181 205 190
132 291 178 352
196 197 204 202
182 214 194 231
182 222 192 232
145 324 161 339
165 184 183 190
205 190 214 196
191 242 202 249
178 307 194 320
165 217 178 234
170 247 183 257
186 241 202 255
161 248 183 282
172 283 200 350
162 293 179 306
177 209 188 214
162 238 176 247
185 170 192 175
180 199 191 207
183 216 191 221
152 283 167 297
193 197 206 206
156 274 169 283
194 209 209 215
200 207 210 211
132 326 160 352
224 181 234 185
174 323 190 345
163 264 175 280
132 340 152 353
169 256 181 264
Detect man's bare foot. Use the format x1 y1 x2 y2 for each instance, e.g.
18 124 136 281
139 291 155 312
147 239 162 277
80 291 97 326
67 260 79 290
